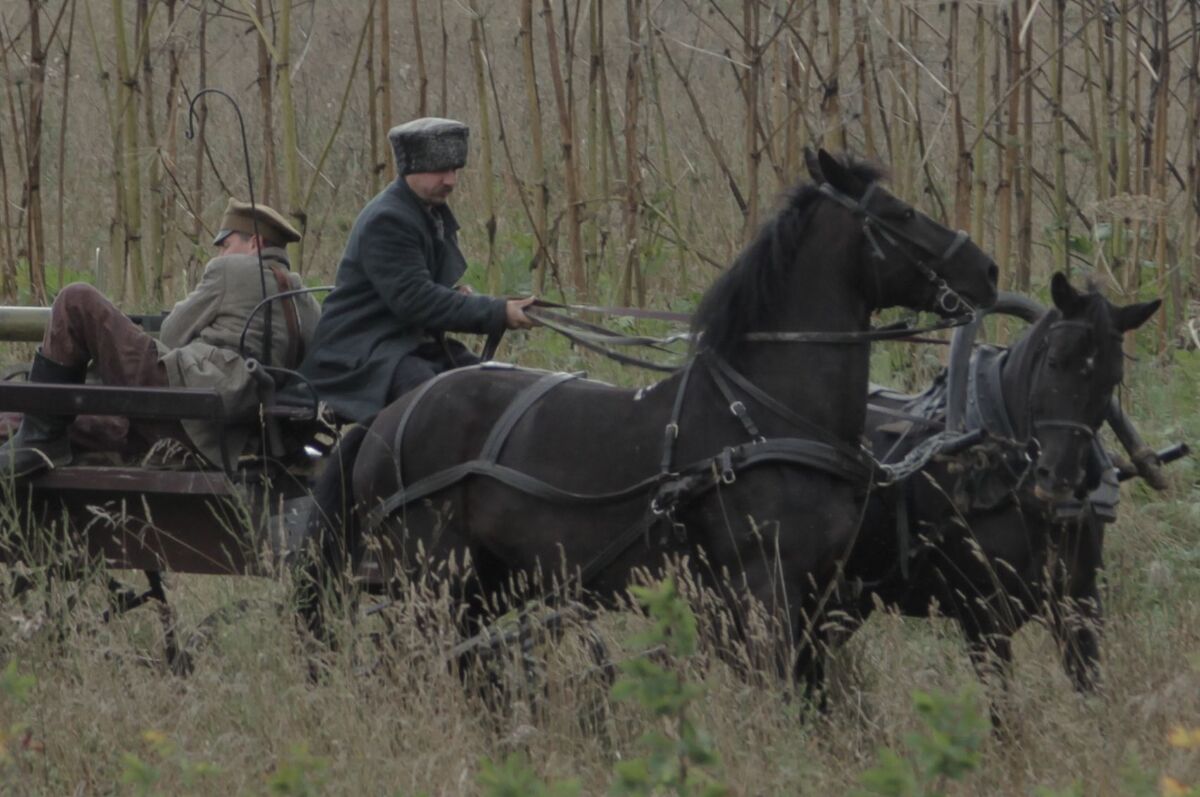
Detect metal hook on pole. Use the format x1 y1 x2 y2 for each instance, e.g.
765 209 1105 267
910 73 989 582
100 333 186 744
184 88 272 367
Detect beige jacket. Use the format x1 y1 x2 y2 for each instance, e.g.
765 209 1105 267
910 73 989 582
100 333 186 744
156 247 320 467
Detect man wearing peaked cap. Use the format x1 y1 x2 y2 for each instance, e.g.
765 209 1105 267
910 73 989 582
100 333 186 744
296 117 536 423
0 198 320 476
212 198 302 248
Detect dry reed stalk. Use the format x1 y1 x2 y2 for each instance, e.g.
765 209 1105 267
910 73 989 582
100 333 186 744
406 0 423 119
365 5 379 196
947 1 971 231
21 0 58 303
997 3 1017 291
0 10 25 299
617 0 643 307
1115 0 1131 288
111 0 145 301
467 0 498 295
139 0 166 302
158 0 182 301
519 0 550 292
254 0 278 206
541 0 586 295
970 6 987 247
438 0 447 117
783 29 802 180
743 0 762 238
1017 0 1033 291
378 0 393 160
895 3 916 201
882 0 903 190
1083 0 1107 276
1149 0 1169 351
275 0 303 272
0 36 13 299
53 0 78 295
853 0 876 161
644 12 686 291
585 0 602 289
1051 0 1068 278
187 0 209 289
80 0 122 295
1189 1 1199 295
821 0 843 153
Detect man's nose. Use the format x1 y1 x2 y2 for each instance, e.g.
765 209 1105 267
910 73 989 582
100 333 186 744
442 170 458 188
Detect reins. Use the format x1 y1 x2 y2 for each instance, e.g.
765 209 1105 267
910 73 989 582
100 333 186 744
513 179 980 371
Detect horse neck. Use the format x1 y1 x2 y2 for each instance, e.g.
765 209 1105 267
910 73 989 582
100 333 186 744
735 214 873 442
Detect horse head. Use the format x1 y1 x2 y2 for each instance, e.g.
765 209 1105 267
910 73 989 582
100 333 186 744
806 148 998 317
1027 273 1159 501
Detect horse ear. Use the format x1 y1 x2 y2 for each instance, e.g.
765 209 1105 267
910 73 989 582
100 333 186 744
1050 272 1083 315
804 147 824 182
1112 297 1161 332
817 149 855 193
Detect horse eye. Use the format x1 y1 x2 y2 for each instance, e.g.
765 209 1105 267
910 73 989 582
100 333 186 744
903 209 915 221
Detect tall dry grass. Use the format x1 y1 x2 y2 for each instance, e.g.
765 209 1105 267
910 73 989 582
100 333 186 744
1 351 1197 796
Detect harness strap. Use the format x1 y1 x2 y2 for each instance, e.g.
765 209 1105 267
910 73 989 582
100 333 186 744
707 353 854 454
706 359 764 442
362 435 877 537
478 371 581 463
389 365 483 490
659 359 695 474
268 265 303 369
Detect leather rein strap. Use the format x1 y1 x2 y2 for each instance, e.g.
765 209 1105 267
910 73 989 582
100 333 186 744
268 265 303 369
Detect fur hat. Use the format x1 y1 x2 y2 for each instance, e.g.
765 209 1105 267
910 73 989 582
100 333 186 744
213 199 301 248
388 118 469 176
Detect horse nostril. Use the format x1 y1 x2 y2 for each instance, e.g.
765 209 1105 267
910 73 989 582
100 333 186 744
1035 465 1051 482
987 263 999 285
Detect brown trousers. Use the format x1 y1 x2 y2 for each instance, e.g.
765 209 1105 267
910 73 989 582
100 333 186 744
39 283 188 455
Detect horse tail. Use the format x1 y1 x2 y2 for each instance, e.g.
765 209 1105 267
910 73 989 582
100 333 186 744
297 423 369 641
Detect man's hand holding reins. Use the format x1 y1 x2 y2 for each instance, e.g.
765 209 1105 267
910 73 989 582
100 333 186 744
506 296 537 330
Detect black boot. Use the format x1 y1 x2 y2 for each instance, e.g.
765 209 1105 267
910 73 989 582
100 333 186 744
0 351 85 477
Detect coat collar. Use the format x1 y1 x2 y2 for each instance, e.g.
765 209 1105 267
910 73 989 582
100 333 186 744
259 246 292 269
391 177 461 238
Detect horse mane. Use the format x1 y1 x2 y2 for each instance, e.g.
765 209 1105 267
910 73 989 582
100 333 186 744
690 155 887 359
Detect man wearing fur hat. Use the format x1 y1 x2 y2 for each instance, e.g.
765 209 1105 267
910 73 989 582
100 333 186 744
297 117 534 423
0 199 320 476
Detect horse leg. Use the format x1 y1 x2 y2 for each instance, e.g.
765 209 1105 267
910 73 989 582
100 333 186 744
1050 516 1105 693
296 425 369 650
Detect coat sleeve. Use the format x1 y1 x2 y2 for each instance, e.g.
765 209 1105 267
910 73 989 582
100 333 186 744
160 261 228 348
360 214 507 335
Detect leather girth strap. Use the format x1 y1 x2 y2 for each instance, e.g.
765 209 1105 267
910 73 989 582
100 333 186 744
268 265 303 369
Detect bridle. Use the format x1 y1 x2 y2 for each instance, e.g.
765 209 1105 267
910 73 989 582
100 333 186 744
743 181 981 346
817 181 975 318
1026 319 1115 446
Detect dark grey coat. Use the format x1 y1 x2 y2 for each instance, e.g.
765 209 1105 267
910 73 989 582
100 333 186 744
300 178 506 421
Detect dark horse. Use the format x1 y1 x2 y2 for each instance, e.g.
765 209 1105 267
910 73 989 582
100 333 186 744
306 150 997 692
845 273 1158 695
